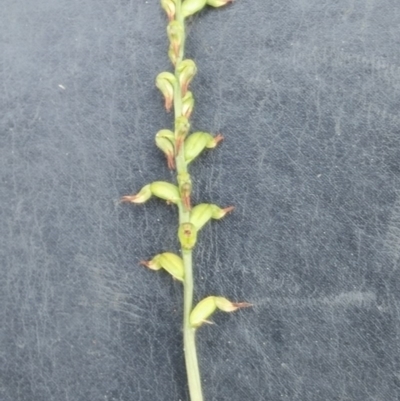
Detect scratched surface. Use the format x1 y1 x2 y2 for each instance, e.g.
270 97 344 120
1 0 400 400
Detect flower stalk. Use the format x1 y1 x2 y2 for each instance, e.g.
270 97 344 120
121 1 250 400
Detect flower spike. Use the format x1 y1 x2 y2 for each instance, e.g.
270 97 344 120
122 1 248 400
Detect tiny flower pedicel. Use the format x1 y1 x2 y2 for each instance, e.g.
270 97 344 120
121 1 250 400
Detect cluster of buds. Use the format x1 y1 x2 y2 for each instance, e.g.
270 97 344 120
155 128 223 170
156 60 197 112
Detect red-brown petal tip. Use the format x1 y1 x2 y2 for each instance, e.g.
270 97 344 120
223 206 235 214
120 195 137 203
215 133 224 143
232 302 253 309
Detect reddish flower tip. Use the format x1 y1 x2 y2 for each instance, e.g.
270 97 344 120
214 133 224 144
167 152 175 170
223 205 235 214
232 302 253 309
139 260 150 267
120 195 138 203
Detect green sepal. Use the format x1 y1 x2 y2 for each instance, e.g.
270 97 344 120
184 132 223 164
190 296 252 328
182 0 207 17
206 0 232 7
150 181 181 204
189 296 217 328
121 182 180 204
190 203 234 230
155 72 176 112
178 223 197 250
161 0 176 21
156 129 175 141
189 203 213 230
176 59 197 95
120 184 152 204
142 252 184 282
155 130 175 169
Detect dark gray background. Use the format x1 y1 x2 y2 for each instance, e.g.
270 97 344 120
1 0 400 400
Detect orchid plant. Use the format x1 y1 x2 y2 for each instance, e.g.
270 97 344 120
121 1 250 400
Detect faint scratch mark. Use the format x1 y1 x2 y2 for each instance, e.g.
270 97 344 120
383 190 400 270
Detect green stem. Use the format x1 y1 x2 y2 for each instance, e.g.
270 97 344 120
173 2 203 400
182 250 203 401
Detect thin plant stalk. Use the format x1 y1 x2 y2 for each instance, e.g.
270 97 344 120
173 2 202 399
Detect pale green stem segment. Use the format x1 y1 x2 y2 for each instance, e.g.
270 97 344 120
174 2 203 401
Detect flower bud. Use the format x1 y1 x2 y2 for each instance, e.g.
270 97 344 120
156 129 175 141
176 59 197 96
189 203 213 230
161 0 176 21
150 181 181 204
190 203 234 230
206 0 233 7
175 116 190 154
184 132 223 164
121 182 181 205
178 172 192 211
141 252 184 282
190 296 251 328
189 296 216 328
182 91 195 118
120 184 152 204
156 72 176 112
182 0 207 17
167 21 184 59
178 223 197 250
155 130 175 169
